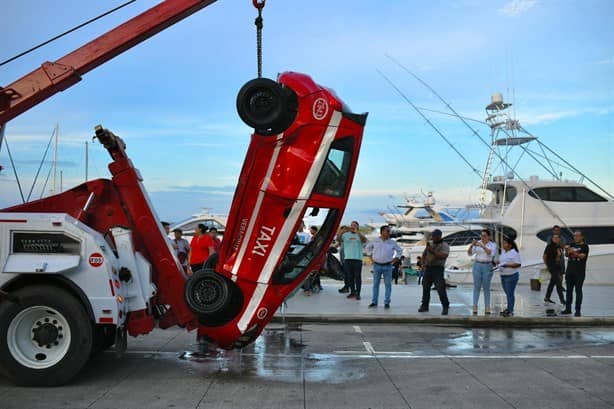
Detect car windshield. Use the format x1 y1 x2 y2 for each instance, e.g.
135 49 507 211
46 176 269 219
313 138 353 198
274 207 339 283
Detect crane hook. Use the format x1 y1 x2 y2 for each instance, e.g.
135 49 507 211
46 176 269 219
252 0 265 10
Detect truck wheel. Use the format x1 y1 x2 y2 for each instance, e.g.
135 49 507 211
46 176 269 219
0 285 94 386
236 77 297 136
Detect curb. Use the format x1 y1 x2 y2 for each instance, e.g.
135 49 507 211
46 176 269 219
271 314 614 327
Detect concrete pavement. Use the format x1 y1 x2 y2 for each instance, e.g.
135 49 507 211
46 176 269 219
277 274 614 326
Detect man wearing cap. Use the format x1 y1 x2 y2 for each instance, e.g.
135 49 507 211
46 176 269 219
419 229 450 315
366 225 403 309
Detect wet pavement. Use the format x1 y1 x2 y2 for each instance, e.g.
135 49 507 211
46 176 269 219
1 324 613 408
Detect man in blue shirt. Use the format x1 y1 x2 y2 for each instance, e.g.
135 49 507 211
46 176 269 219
342 221 367 300
366 225 403 308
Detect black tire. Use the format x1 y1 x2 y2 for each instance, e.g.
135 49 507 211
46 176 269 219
236 77 298 136
185 270 244 327
202 253 219 270
0 285 94 386
185 270 231 316
322 253 345 281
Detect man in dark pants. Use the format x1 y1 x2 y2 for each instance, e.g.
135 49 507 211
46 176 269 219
418 229 450 315
562 230 589 317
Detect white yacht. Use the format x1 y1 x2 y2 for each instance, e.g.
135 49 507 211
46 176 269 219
170 208 227 240
429 93 614 285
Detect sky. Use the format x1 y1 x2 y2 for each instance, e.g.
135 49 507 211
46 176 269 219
1 0 613 225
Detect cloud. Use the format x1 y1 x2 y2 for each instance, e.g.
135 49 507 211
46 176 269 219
595 57 614 65
498 0 536 17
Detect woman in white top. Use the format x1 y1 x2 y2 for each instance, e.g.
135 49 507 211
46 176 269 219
496 237 522 317
467 229 497 315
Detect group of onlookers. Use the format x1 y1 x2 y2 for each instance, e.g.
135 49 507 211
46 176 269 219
468 224 589 317
162 221 221 274
330 222 589 318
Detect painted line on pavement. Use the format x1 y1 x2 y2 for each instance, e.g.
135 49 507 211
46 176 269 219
353 325 362 333
362 342 375 354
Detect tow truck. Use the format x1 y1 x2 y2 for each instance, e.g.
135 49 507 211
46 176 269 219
0 0 366 386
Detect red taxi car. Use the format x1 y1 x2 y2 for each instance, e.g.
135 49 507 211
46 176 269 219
186 72 367 348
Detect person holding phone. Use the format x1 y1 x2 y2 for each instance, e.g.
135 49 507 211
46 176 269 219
467 230 497 315
562 231 589 316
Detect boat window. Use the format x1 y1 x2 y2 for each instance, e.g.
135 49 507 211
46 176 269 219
11 232 81 255
274 207 339 283
442 230 481 246
536 226 614 245
492 186 517 205
574 187 608 202
528 187 607 202
313 138 353 198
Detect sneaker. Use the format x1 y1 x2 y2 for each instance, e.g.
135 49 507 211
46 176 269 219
347 293 357 299
561 309 572 315
418 305 429 312
441 307 449 315
303 290 312 296
500 309 509 317
472 305 478 315
355 295 361 300
384 304 390 309
485 307 491 315
544 298 555 304
338 286 349 294
574 311 581 317
368 303 377 308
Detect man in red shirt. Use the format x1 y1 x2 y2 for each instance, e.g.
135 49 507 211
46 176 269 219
189 224 216 273
209 227 222 253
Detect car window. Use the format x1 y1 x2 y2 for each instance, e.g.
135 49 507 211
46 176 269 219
274 207 339 283
313 138 353 198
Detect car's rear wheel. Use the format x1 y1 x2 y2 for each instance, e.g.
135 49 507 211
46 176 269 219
236 77 298 136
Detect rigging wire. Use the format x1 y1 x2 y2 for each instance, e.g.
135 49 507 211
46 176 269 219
253 0 265 78
3 136 25 203
0 0 136 67
26 127 56 202
384 54 572 230
376 69 483 180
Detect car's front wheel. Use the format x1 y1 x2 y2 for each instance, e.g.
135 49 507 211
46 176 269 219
236 77 298 136
185 270 243 326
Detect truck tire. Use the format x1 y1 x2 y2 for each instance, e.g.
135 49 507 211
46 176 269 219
0 285 94 386
236 77 298 136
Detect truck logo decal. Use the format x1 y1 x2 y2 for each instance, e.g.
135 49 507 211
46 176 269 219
312 97 328 120
252 225 276 257
89 252 104 267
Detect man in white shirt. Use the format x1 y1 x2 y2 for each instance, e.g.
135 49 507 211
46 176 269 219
366 225 403 309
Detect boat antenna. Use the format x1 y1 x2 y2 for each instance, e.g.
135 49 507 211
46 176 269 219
376 69 483 180
384 55 571 229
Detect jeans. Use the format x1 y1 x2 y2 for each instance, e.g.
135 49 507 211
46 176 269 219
500 272 519 313
545 268 565 304
344 259 363 295
421 265 449 308
565 272 585 312
472 262 494 307
371 263 393 305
